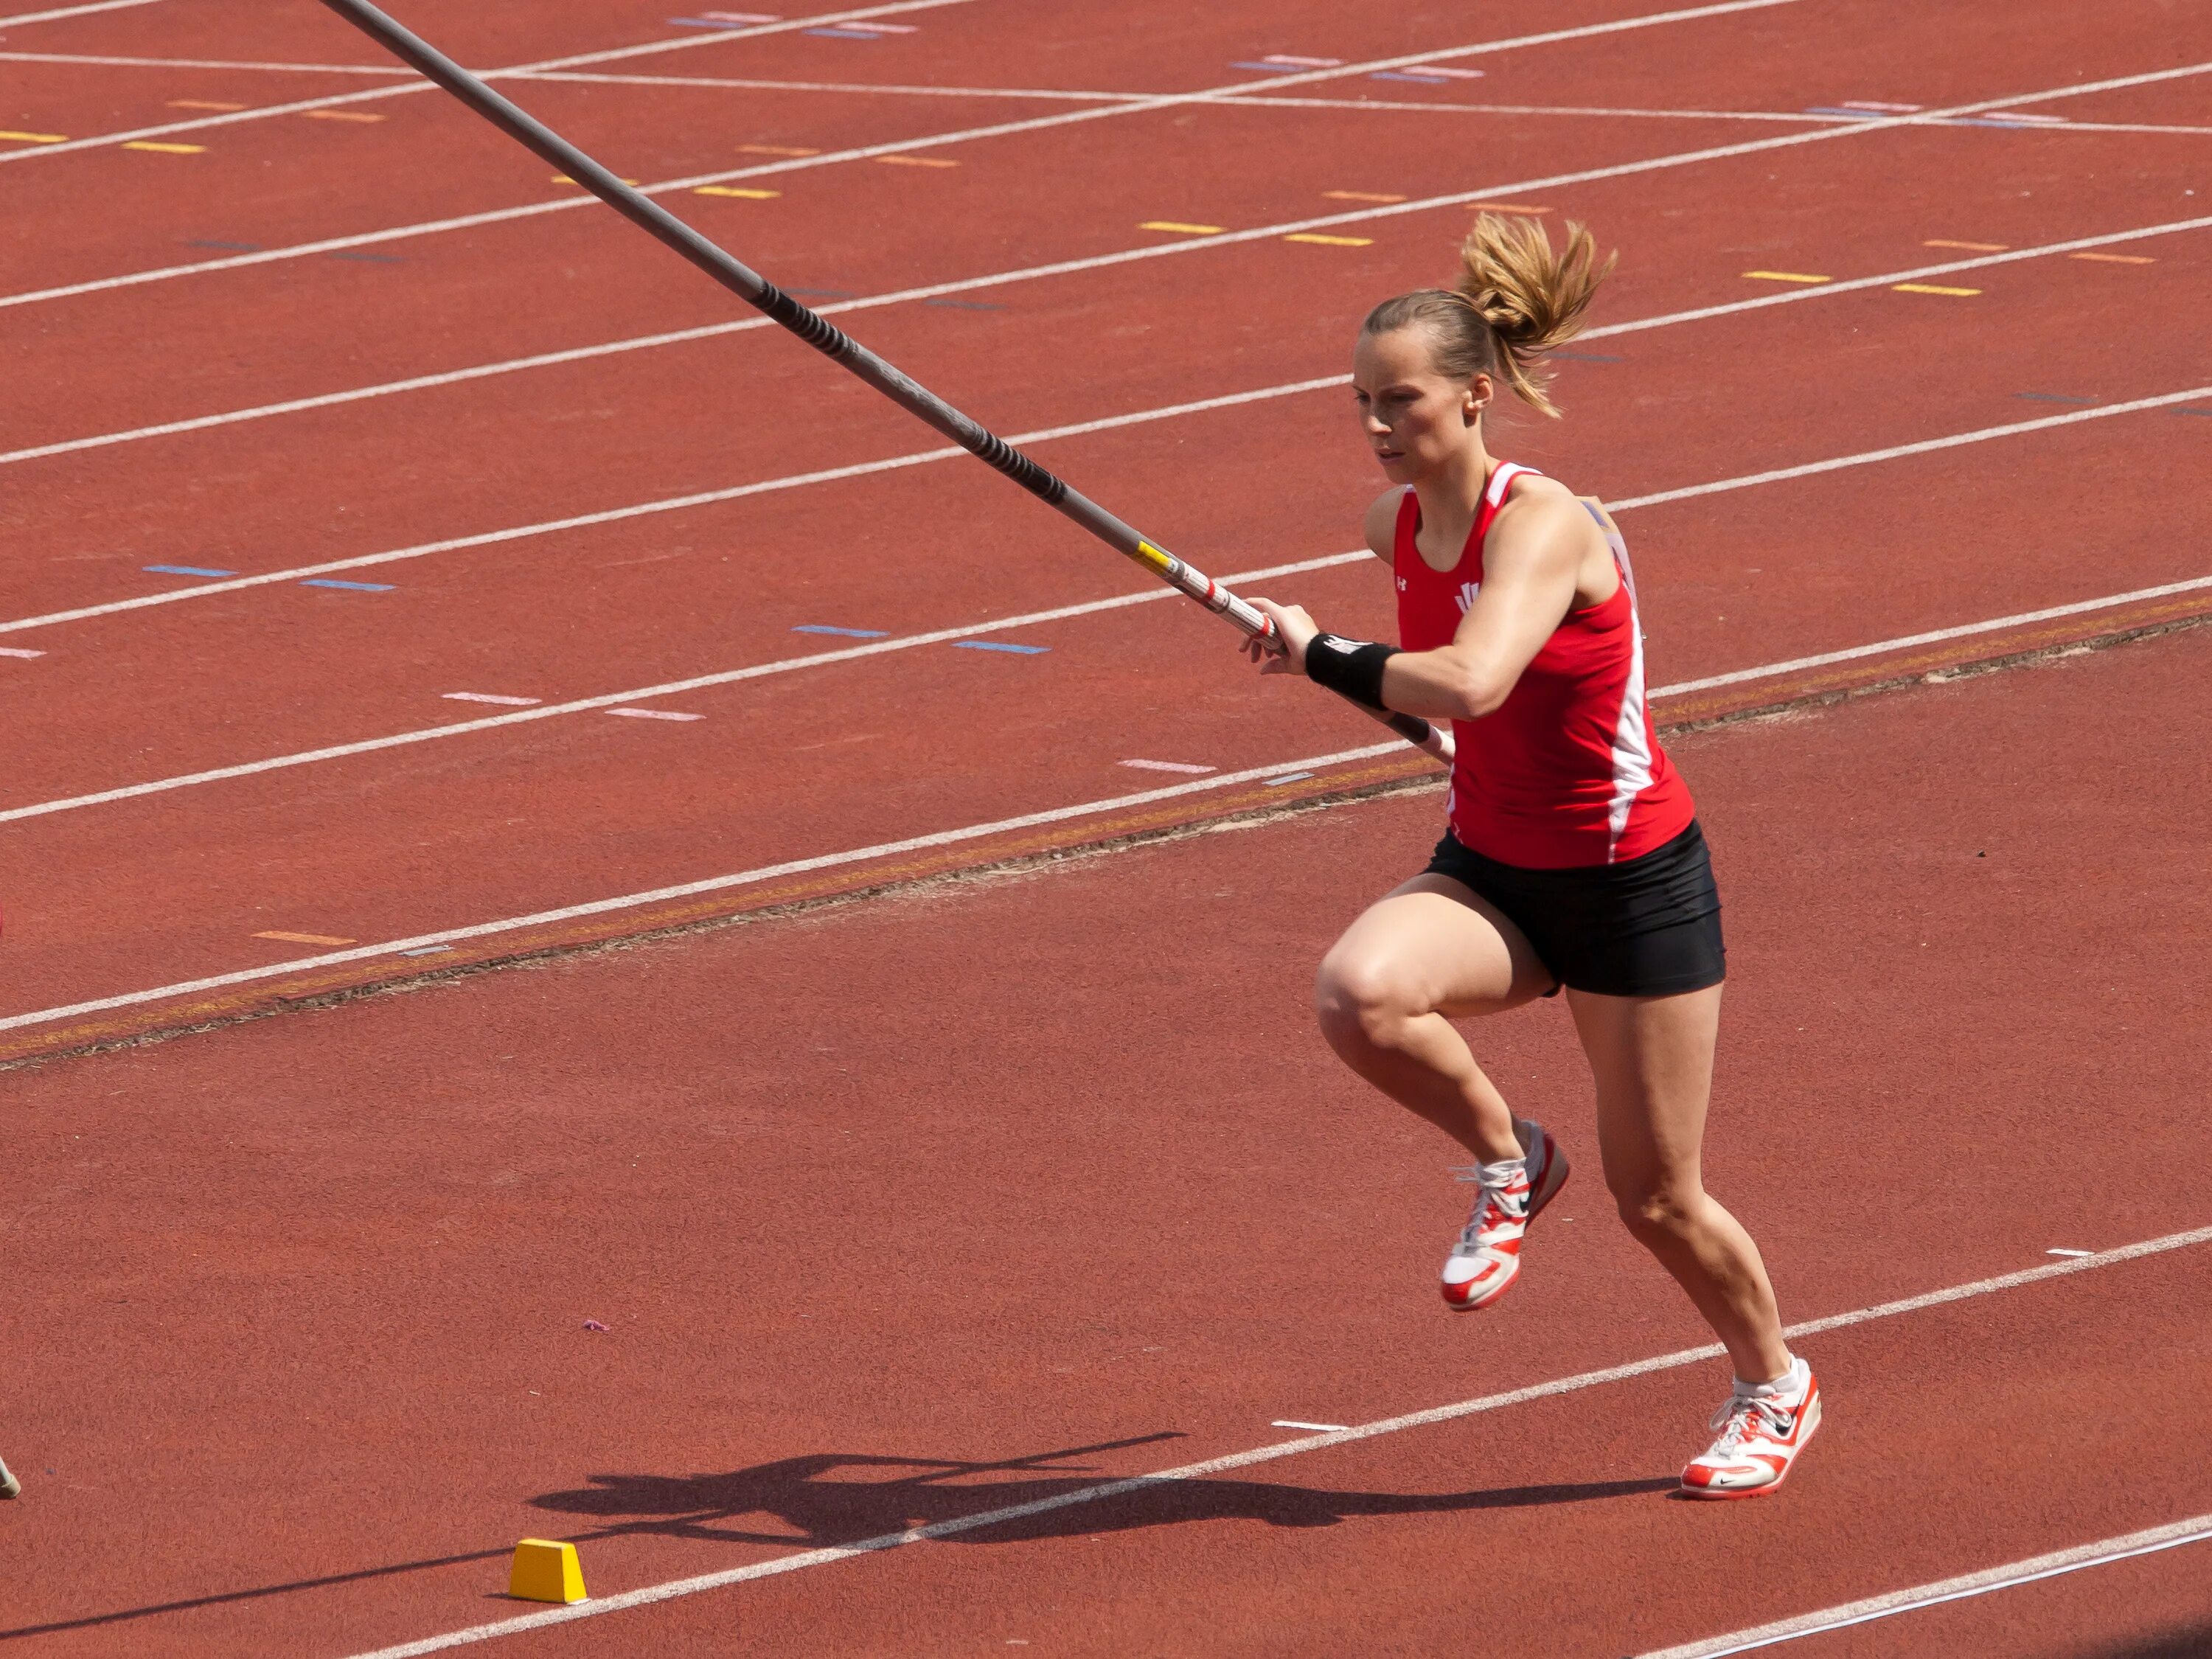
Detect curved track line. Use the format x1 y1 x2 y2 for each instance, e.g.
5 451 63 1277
0 0 1879 308
7 210 2207 473
319 1224 2212 1658
3 375 2205 821
1639 1515 2212 1658
0 0 984 162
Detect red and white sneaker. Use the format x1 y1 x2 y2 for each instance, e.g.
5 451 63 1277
1680 1361 1821 1499
1439 1118 1570 1311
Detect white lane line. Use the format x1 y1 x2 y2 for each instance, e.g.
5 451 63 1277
1606 384 2212 512
1655 571 2212 697
0 0 159 24
441 692 539 706
0 549 1364 824
0 49 408 72
1270 1420 1349 1432
2046 1248 2093 1257
0 0 1924 309
0 0 983 162
7 129 2204 472
516 72 2212 136
326 1225 2212 1658
1637 1514 2212 1658
0 646 46 658
0 740 1411 1032
0 380 1349 625
4 393 2208 829
604 706 702 720
1120 759 1216 774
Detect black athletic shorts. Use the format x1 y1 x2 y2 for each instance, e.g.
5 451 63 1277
1422 818 1726 998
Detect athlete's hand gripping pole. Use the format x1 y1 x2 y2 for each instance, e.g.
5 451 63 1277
313 0 1453 768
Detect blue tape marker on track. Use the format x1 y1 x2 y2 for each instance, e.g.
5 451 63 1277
1803 107 1888 119
806 25 886 36
952 640 1049 654
301 579 395 591
329 251 405 263
186 239 259 251
145 564 237 577
2173 408 2212 418
792 624 890 637
1372 71 1451 83
2014 392 2098 404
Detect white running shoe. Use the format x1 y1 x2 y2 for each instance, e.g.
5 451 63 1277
0 1454 18 1500
1680 1362 1821 1499
1439 1118 1570 1311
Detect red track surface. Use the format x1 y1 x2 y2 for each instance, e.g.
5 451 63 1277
2 0 2208 1652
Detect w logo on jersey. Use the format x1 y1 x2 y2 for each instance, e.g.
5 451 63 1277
1456 580 1482 615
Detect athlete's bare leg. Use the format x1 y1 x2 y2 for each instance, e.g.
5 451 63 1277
1314 874 1557 1163
1566 984 1792 1382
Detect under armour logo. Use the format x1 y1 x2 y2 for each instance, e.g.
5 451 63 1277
1456 580 1481 614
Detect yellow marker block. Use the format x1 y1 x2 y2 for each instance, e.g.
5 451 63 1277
508 1540 586 1604
874 154 958 167
0 129 69 144
1466 201 1548 216
739 142 819 156
305 110 386 123
695 185 780 199
168 100 246 111
1141 221 1225 236
254 931 357 946
1743 270 1831 284
2070 251 2154 265
1285 233 1374 247
1924 237 2008 251
125 141 206 153
1323 189 1405 203
1893 282 1979 296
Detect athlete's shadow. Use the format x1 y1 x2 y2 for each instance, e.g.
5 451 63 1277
529 1431 1672 1548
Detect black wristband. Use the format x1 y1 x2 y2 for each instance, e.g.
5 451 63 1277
1304 633 1399 712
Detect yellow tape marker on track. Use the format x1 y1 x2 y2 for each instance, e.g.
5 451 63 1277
739 142 818 156
694 185 779 198
1324 189 1406 203
0 129 69 144
1141 220 1225 236
254 931 358 946
1466 201 1549 215
1743 270 1831 283
168 100 246 111
1924 238 2008 251
2070 251 2154 265
1285 233 1374 246
1893 282 1980 296
123 141 205 154
305 109 386 122
874 153 958 167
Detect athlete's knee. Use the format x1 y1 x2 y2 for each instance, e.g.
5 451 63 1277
1313 947 1422 1051
1608 1172 1703 1240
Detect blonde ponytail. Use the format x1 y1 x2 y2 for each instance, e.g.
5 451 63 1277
1360 215 1616 420
1454 214 1615 417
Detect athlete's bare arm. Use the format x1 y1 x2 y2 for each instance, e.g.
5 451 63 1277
1361 487 1402 564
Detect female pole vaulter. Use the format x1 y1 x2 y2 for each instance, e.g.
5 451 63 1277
1244 217 1818 1498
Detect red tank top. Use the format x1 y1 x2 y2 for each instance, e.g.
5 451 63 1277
1394 463 1693 869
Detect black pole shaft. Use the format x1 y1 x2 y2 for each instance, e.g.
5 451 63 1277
313 0 1450 766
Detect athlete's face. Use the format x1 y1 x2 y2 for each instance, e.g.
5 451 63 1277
1351 326 1491 481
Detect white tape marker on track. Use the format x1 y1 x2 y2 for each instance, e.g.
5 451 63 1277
1636 1512 2212 1658
4 392 2209 827
7 199 2203 472
317 1223 2212 1658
